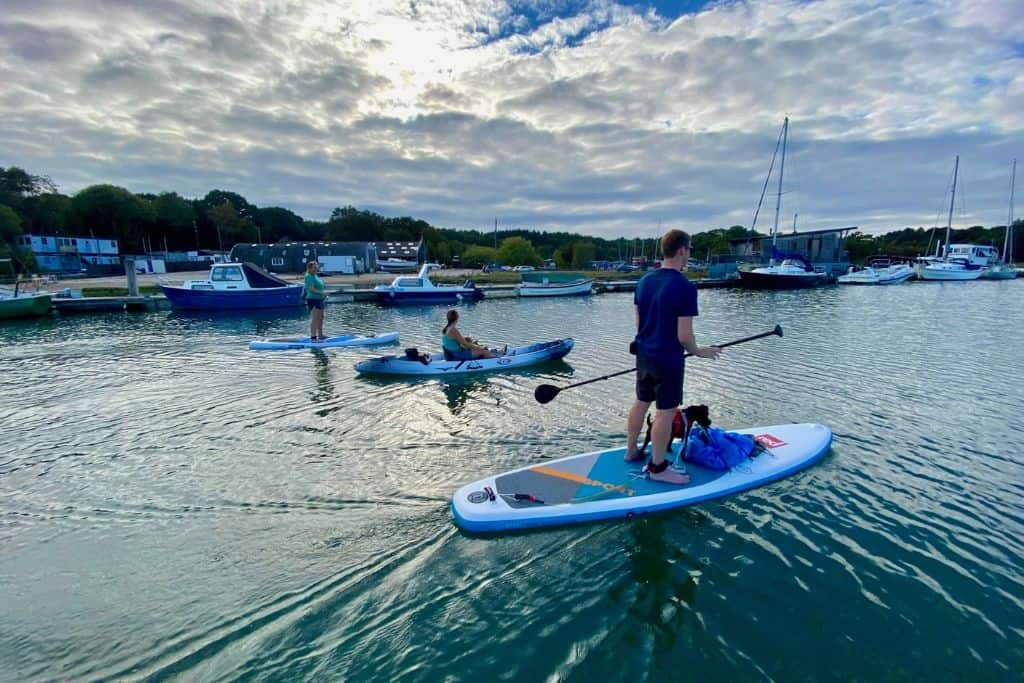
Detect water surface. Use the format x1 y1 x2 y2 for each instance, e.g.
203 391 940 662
2 280 1022 680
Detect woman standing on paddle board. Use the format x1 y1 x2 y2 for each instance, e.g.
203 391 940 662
304 260 327 342
625 229 721 484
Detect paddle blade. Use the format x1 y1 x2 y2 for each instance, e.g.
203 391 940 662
534 384 561 404
774 324 783 337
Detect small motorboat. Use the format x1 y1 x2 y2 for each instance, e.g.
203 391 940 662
517 278 593 297
376 258 420 273
354 339 573 376
837 258 914 285
159 262 304 310
374 264 484 306
249 331 400 350
0 284 51 319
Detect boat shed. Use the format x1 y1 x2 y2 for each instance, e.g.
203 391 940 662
229 242 378 274
374 240 425 264
730 226 855 276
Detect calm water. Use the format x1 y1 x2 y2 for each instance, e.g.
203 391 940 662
2 280 1023 681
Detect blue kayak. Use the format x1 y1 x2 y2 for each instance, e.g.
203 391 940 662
354 338 573 375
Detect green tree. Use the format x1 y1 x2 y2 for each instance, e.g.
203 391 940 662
67 185 155 252
461 245 498 268
208 200 257 249
21 193 71 235
498 236 541 266
257 206 305 243
0 204 23 243
570 241 596 269
151 192 197 249
326 205 385 241
0 166 56 209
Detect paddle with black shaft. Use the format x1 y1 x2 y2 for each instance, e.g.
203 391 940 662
533 325 783 404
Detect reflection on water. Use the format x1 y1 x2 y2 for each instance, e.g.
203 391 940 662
2 281 1023 680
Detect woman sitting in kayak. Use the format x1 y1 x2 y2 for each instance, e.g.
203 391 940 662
442 309 503 360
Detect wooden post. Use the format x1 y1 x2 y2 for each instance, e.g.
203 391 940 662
124 258 138 296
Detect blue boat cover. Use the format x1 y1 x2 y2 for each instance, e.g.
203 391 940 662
770 246 814 271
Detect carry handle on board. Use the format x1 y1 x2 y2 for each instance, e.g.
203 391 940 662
532 325 783 404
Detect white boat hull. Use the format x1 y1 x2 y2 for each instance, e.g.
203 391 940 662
918 263 984 280
837 265 914 285
981 266 1017 280
517 279 593 297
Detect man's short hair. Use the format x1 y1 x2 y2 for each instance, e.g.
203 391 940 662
661 229 691 258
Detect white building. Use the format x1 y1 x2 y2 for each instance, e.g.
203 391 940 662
15 234 120 272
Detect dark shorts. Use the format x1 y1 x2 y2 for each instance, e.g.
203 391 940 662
306 298 324 310
635 355 683 410
444 347 474 361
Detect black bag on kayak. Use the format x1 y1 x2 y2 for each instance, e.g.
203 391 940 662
404 347 431 365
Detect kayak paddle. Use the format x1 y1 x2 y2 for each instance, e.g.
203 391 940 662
533 325 783 404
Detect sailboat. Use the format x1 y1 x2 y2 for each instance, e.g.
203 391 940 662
919 156 984 281
738 118 828 290
982 159 1017 279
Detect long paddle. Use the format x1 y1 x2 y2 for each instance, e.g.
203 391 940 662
533 325 783 404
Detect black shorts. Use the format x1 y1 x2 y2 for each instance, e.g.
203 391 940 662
635 354 683 410
306 298 324 310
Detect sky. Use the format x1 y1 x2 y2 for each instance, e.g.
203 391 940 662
1 0 1021 238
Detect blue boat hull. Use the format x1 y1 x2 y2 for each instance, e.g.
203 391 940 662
375 290 485 306
160 285 304 310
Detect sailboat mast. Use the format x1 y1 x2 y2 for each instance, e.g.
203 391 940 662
770 117 789 267
945 155 959 260
1005 159 1016 263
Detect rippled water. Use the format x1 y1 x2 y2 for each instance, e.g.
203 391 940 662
2 280 1022 681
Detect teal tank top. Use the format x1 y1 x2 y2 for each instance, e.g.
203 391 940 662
442 333 461 352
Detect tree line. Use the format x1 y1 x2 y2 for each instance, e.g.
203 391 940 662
0 165 1019 273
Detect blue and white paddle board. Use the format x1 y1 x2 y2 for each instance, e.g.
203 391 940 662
452 423 832 532
249 331 399 350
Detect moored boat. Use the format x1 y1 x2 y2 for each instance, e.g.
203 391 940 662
837 258 914 285
738 118 830 291
376 258 420 273
982 159 1018 280
0 287 52 319
739 259 829 289
354 338 573 376
374 263 484 306
159 262 304 310
517 278 593 297
918 156 984 282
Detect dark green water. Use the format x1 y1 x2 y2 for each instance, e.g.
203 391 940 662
2 281 1022 681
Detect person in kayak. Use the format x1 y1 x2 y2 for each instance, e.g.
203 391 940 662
304 260 327 342
625 229 721 484
442 309 502 360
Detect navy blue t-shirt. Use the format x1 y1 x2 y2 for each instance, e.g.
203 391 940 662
633 268 698 368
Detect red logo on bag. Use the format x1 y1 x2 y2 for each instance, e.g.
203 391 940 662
755 433 787 449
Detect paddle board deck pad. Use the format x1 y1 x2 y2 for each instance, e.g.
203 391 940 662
249 331 399 350
452 423 831 532
354 338 573 375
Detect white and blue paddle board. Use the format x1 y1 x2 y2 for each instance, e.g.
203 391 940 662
452 423 832 532
249 331 399 350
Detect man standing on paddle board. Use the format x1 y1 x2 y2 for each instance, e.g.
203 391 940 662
624 229 721 483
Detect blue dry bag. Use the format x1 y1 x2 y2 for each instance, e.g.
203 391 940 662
684 426 756 470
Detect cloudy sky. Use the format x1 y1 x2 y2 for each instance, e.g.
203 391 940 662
1 0 1021 237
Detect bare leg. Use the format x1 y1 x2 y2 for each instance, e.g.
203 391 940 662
315 308 325 339
625 400 651 460
648 407 689 484
649 408 676 467
309 309 317 340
